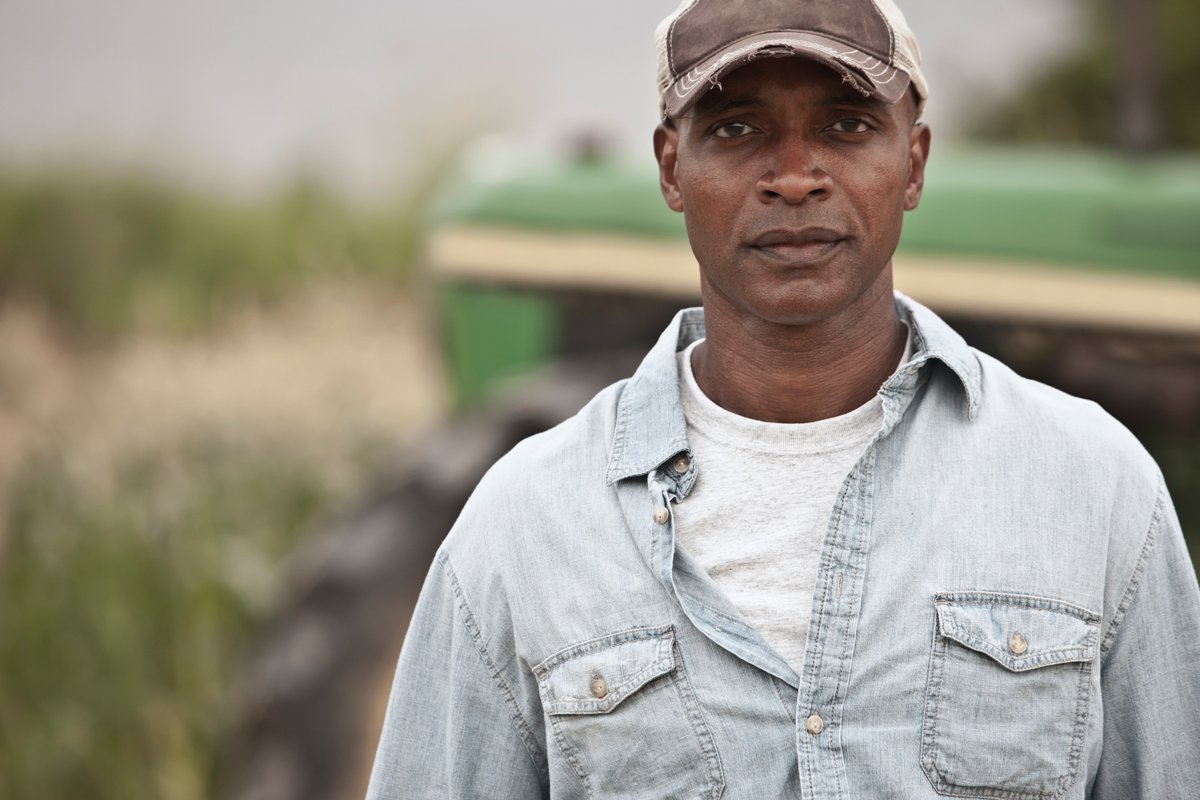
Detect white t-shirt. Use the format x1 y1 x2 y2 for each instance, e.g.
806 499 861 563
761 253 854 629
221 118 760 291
673 332 910 672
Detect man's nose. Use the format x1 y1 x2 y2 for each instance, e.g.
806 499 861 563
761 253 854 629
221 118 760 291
756 135 831 204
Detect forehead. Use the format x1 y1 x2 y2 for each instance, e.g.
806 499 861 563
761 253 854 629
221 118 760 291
691 56 885 116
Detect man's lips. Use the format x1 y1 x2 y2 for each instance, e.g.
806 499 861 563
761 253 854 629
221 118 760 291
747 228 845 264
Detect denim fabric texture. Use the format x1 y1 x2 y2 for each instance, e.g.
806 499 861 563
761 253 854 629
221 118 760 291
365 294 1200 799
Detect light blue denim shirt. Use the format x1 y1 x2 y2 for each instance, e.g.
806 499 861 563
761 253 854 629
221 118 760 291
366 295 1200 799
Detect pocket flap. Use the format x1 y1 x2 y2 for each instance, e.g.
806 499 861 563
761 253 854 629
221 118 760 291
934 592 1100 672
536 625 676 715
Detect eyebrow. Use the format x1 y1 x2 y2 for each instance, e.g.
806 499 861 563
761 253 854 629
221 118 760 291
692 95 762 117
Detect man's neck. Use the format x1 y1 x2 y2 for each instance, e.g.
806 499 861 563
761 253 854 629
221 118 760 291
691 280 906 424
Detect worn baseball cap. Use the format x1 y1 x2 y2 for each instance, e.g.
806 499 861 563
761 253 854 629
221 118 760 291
656 0 927 120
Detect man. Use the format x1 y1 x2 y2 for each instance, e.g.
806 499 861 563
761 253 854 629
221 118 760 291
367 1 1200 797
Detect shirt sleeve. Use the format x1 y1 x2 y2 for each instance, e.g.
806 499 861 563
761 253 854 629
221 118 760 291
1090 479 1200 798
364 549 547 799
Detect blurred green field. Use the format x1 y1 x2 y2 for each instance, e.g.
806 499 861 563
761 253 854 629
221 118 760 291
2 442 333 798
0 169 432 340
0 168 446 800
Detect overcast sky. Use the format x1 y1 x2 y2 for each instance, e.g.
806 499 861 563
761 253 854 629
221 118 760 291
0 0 1081 194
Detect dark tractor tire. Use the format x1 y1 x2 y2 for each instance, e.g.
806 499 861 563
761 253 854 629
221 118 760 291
219 353 638 800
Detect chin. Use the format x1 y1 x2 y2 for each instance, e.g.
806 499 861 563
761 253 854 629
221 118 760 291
744 280 865 328
738 294 848 328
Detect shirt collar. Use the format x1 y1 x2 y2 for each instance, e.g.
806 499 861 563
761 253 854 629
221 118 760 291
605 292 982 485
894 291 982 419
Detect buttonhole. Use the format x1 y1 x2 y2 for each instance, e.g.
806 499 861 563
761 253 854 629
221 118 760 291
835 572 844 599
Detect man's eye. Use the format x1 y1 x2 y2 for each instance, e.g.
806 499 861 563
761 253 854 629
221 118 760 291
713 122 756 138
830 118 871 134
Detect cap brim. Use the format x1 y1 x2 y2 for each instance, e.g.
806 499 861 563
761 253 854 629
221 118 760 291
664 31 911 119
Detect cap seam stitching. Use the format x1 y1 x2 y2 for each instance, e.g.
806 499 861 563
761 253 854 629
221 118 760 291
668 0 700 82
866 0 895 62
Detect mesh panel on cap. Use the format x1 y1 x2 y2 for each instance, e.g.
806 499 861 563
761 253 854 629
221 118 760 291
656 0 699 97
869 0 927 110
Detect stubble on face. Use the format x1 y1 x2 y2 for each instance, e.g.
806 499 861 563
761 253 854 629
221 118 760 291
652 56 931 422
655 57 929 338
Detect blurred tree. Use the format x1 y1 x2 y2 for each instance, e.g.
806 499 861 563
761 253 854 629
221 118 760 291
971 0 1200 151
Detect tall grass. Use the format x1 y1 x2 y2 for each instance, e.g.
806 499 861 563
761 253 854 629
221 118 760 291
0 165 444 799
0 169 428 340
0 438 340 799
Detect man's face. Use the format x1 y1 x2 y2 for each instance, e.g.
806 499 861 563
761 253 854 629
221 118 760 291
654 57 930 328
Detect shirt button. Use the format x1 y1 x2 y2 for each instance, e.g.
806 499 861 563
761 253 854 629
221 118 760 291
590 676 608 699
653 506 670 525
1009 632 1028 656
804 713 824 735
673 454 691 473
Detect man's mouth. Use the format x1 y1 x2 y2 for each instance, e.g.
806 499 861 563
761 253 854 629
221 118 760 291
748 228 845 264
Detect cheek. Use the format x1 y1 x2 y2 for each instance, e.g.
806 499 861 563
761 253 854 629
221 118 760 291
678 172 741 240
676 144 755 212
678 162 724 207
844 158 911 230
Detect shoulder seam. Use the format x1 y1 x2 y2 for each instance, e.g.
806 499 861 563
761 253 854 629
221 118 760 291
1099 475 1166 658
438 550 550 790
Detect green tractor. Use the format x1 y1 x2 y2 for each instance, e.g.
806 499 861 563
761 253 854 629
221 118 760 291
432 145 1200 413
221 145 1200 800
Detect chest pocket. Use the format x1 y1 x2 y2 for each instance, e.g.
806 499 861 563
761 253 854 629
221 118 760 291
535 624 724 800
920 592 1100 799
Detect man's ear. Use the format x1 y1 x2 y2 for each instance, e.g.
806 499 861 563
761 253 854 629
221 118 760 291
904 122 932 211
653 122 684 213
